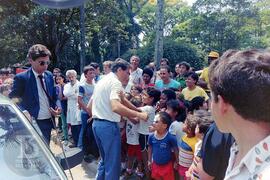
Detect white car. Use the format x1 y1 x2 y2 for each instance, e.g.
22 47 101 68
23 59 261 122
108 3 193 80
0 94 68 180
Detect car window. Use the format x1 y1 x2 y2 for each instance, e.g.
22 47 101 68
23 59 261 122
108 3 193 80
0 104 66 179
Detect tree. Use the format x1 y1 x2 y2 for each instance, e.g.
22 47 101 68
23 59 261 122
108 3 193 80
123 38 203 70
154 0 165 69
138 0 192 44
172 0 269 52
117 0 149 48
0 0 133 71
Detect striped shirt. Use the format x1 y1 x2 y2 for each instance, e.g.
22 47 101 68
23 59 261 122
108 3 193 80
179 135 198 168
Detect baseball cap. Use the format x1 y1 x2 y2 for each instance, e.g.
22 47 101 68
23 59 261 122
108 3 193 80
208 51 219 58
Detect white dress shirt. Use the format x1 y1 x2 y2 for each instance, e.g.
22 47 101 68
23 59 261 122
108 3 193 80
225 135 270 180
32 69 51 120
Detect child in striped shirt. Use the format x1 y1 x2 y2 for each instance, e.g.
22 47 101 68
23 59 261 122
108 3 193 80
178 114 199 180
186 110 213 180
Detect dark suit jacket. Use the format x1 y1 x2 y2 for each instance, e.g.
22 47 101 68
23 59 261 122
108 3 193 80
9 68 57 119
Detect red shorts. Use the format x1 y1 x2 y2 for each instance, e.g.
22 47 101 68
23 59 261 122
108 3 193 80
151 161 175 180
127 144 142 160
178 165 189 179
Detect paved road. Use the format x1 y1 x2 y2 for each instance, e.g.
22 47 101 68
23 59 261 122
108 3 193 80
50 130 98 179
50 130 140 180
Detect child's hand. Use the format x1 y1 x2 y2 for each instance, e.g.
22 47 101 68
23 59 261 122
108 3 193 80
160 108 166 112
148 161 152 171
185 170 191 180
129 117 139 124
148 125 155 132
174 161 179 170
138 111 148 121
50 107 61 116
87 117 92 123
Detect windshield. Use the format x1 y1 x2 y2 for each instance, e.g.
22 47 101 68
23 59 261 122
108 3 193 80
0 104 67 179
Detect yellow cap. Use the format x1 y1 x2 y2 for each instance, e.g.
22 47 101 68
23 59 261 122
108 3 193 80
208 51 219 58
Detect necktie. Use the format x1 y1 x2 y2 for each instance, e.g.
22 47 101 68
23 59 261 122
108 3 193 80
38 74 52 104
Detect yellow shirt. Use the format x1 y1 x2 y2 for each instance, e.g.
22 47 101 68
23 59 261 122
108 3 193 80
200 67 209 84
182 86 209 101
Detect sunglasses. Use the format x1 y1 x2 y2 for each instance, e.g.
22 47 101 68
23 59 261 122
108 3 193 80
38 61 50 66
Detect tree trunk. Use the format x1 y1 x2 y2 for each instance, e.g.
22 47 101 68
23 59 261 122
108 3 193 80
79 4 86 74
154 0 164 70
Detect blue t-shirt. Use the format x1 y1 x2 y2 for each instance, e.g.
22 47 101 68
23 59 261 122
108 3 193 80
155 79 180 91
148 132 178 165
79 82 94 114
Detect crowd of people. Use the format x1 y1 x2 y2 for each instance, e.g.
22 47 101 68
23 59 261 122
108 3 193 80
1 44 270 180
0 68 14 97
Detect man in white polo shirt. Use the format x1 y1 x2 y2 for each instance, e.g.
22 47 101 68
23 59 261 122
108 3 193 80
89 58 148 180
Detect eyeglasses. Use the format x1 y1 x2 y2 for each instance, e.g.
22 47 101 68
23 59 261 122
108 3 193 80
38 61 50 66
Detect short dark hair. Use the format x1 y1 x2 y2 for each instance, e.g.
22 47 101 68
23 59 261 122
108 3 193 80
27 44 51 61
146 87 161 105
111 58 130 73
160 58 169 65
190 96 205 111
194 110 213 134
90 62 99 69
142 68 154 79
166 99 187 122
186 71 199 83
209 49 270 122
131 85 143 94
130 97 142 107
158 111 172 129
83 65 95 74
166 99 181 113
162 89 176 101
178 61 190 71
160 65 171 73
55 73 67 84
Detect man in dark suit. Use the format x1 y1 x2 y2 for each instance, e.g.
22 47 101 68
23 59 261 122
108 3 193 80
9 44 60 144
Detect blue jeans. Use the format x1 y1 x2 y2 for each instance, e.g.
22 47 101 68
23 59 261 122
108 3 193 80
78 112 89 149
92 119 120 180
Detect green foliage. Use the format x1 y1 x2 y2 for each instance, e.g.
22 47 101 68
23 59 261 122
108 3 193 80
138 0 192 44
0 0 135 72
0 0 269 72
171 0 270 53
123 38 203 70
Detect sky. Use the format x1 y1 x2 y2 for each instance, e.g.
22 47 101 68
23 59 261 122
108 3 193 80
184 0 196 6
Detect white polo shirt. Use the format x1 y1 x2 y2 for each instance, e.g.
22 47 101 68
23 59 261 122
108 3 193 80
92 72 123 122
